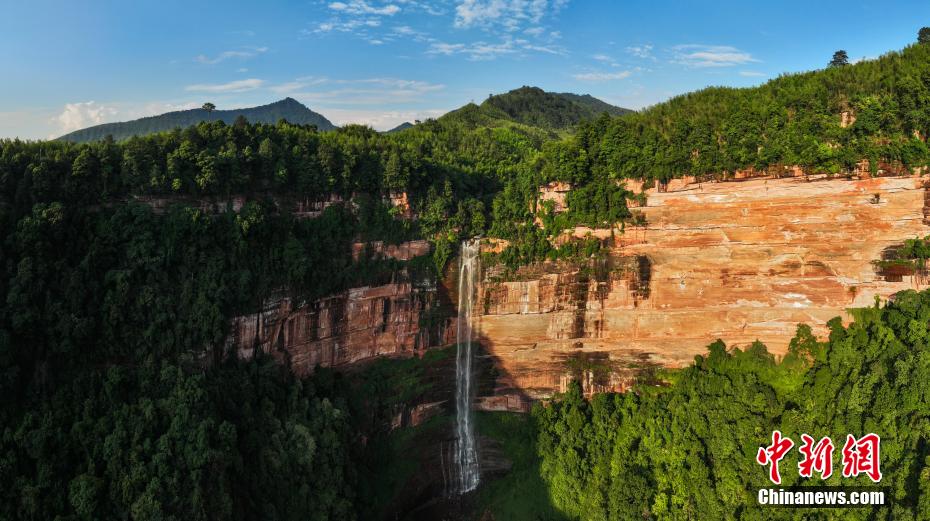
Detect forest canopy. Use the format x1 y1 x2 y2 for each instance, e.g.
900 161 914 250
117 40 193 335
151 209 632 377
535 290 930 520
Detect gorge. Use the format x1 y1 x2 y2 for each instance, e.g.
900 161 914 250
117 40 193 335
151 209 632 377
221 172 930 412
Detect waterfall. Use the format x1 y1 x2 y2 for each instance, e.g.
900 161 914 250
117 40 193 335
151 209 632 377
453 239 480 494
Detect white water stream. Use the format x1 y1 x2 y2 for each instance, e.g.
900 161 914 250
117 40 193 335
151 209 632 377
453 239 480 494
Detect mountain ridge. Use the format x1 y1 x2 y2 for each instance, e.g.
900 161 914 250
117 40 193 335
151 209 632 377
440 86 632 130
57 97 337 143
56 87 630 142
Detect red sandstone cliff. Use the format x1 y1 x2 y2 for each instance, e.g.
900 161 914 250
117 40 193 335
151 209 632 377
219 174 930 411
224 240 455 376
476 174 930 406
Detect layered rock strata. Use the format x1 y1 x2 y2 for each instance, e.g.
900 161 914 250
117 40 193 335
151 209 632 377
225 256 455 375
219 175 930 409
477 175 930 403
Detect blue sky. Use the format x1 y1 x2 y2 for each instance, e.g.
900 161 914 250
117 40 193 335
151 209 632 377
2 0 929 139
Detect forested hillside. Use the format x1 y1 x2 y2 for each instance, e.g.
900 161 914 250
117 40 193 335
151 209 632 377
445 86 630 131
571 43 930 182
554 92 633 117
535 291 930 520
57 97 337 143
2 37 930 520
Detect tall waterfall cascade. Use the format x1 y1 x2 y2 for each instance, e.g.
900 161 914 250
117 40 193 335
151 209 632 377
453 239 481 494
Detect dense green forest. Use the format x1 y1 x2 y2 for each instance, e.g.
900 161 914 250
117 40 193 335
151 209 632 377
2 37 930 520
574 43 930 182
474 86 631 130
534 290 930 520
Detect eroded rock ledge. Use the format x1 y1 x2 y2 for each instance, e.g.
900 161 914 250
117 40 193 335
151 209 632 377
477 174 930 406
220 174 930 412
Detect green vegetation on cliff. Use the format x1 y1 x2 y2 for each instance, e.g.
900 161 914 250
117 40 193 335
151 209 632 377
567 43 930 183
535 291 930 519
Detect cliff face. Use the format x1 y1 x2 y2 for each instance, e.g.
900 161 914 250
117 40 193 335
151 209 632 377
477 175 930 403
220 174 930 409
224 240 455 376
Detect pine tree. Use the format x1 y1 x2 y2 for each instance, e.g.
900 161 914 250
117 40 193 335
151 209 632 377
919 27 930 44
829 50 849 67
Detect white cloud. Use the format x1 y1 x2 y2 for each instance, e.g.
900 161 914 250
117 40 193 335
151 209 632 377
429 42 466 54
572 70 632 81
307 0 567 58
49 100 201 138
328 1 400 16
394 0 445 16
429 39 515 60
428 35 564 60
391 24 432 42
195 47 268 64
626 44 653 59
269 77 330 94
524 26 545 36
185 78 266 93
522 43 563 55
310 0 404 37
454 0 568 30
739 70 767 77
672 44 758 68
54 101 119 135
591 53 621 67
309 18 382 33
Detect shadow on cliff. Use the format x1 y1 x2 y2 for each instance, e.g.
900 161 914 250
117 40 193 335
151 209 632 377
385 256 564 520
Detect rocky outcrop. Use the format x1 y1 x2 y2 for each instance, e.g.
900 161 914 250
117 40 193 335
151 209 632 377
476 174 930 404
218 174 930 411
351 239 431 262
225 257 456 375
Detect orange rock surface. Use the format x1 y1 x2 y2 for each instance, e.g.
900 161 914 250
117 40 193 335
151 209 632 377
226 282 456 375
476 175 930 402
219 174 930 409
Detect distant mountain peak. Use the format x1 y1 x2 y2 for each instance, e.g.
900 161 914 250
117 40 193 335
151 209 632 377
385 122 415 133
58 98 336 143
441 86 632 130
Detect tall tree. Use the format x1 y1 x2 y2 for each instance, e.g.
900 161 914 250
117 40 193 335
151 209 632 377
829 50 849 67
202 102 216 112
920 27 930 44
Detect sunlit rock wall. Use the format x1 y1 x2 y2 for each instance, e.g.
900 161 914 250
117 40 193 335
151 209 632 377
477 174 930 402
